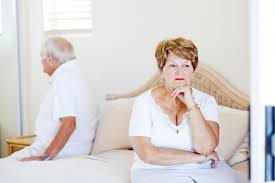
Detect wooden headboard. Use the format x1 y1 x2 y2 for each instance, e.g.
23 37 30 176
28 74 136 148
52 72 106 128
106 63 249 110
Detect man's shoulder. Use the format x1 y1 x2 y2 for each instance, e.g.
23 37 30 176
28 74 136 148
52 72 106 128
54 67 86 86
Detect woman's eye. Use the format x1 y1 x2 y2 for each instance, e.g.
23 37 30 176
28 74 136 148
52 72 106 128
184 64 190 67
169 64 176 67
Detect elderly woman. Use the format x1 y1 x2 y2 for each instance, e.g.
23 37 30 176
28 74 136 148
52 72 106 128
129 37 238 183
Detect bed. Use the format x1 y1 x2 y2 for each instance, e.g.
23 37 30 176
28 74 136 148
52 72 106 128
0 63 250 183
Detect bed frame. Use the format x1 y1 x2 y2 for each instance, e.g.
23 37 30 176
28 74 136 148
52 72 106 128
106 63 249 110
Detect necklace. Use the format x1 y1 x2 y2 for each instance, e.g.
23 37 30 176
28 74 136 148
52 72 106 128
166 112 190 134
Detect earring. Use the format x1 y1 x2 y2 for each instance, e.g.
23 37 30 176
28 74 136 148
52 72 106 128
160 77 165 84
161 78 165 83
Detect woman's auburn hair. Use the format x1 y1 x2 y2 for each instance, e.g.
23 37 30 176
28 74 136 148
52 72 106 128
155 37 199 71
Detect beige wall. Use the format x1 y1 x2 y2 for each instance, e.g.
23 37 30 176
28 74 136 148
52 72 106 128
2 0 249 147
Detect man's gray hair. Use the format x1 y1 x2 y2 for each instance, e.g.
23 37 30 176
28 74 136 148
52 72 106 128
40 37 76 64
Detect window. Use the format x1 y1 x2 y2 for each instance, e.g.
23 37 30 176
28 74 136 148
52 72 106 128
43 0 93 34
0 0 2 35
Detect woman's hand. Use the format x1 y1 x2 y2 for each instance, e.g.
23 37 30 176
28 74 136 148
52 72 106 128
205 151 220 168
171 84 195 107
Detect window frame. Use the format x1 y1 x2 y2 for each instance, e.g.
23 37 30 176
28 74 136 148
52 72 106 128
42 0 93 35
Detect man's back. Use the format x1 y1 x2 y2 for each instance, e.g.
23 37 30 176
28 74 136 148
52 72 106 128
35 60 97 158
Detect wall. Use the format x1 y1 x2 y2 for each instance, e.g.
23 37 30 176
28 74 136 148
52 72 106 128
21 0 249 136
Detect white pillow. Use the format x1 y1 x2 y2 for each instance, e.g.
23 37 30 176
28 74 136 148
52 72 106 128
90 99 133 154
216 105 249 161
227 135 249 165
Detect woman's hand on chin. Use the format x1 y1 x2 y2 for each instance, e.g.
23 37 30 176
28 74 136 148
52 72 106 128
171 85 194 107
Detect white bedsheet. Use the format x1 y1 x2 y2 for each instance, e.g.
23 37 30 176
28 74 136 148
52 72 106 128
0 150 248 183
0 150 133 183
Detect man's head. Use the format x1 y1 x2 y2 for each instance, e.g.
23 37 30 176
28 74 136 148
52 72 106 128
40 37 76 76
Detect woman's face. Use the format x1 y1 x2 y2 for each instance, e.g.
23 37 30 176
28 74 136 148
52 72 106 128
162 52 194 90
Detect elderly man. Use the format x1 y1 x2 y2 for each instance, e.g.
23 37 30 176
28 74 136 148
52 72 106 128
11 37 97 161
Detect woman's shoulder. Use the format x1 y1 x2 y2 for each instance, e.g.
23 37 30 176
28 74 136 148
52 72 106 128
134 90 153 104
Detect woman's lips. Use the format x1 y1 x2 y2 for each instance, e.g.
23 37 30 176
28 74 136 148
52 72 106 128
175 78 185 80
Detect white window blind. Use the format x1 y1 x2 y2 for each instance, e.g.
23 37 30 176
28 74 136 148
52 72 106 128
43 0 93 33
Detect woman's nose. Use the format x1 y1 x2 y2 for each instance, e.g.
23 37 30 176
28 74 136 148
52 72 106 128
175 67 185 75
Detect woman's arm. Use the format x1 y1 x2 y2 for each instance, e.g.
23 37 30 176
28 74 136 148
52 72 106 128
188 108 219 155
131 136 206 165
171 87 219 155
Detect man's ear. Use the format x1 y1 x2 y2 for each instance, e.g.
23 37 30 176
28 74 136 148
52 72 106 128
47 54 53 61
47 54 54 65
